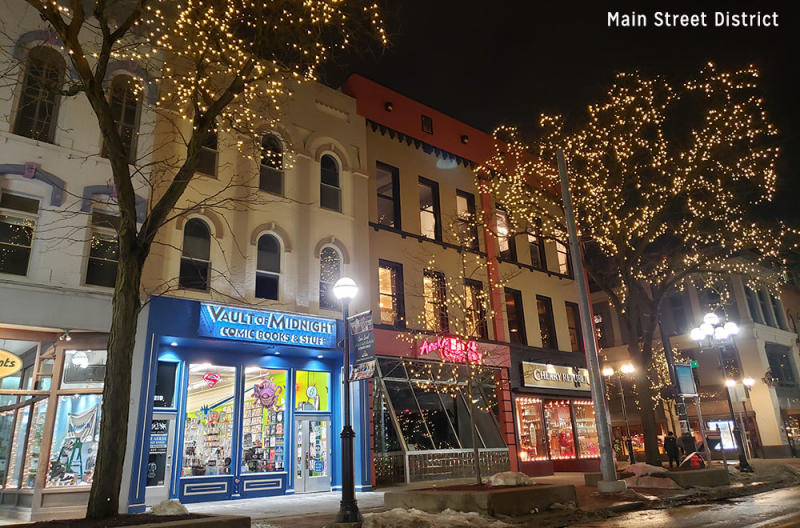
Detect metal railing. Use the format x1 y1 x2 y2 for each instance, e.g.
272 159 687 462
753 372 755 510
374 448 510 485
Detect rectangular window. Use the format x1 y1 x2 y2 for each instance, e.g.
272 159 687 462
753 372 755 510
537 295 558 349
565 302 583 352
456 190 479 250
515 397 546 461
182 364 235 476
61 350 107 389
423 270 448 333
378 260 405 327
766 345 796 386
242 367 287 473
154 361 178 408
85 211 120 287
771 294 788 330
556 240 572 276
196 126 218 177
47 394 103 487
592 302 613 348
528 230 545 270
421 114 433 134
418 177 441 241
505 288 527 345
758 289 777 327
544 400 575 459
573 400 599 458
495 206 515 261
465 279 488 339
295 371 330 412
0 192 38 276
745 286 763 324
376 162 400 229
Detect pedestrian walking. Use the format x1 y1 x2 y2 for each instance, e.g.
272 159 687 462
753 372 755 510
664 431 680 469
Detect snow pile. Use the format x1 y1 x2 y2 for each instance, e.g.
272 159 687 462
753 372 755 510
624 463 668 477
363 508 513 528
486 471 535 487
151 499 189 515
622 463 679 489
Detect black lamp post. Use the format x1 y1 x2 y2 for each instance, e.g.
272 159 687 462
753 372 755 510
333 277 362 524
690 313 753 473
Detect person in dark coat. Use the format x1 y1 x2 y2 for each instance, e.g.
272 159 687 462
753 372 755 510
664 431 680 469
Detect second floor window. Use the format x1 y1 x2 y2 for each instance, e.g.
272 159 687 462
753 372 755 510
255 234 280 300
592 302 613 348
104 75 141 163
179 218 211 290
319 246 341 310
556 240 572 276
0 192 39 276
766 345 796 386
465 279 488 339
418 177 441 241
528 222 546 269
565 302 583 352
744 286 763 324
376 162 400 229
14 46 64 143
456 190 479 250
196 124 218 177
496 206 515 261
259 134 284 196
378 260 405 327
85 211 120 288
320 155 341 212
423 270 448 333
505 288 526 345
537 295 558 350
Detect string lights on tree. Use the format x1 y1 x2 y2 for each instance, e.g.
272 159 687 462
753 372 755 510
478 64 785 467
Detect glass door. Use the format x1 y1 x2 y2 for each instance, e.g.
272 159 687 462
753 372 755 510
294 416 330 493
145 413 176 505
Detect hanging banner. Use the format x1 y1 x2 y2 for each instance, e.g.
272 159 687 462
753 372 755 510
0 349 22 379
348 311 375 381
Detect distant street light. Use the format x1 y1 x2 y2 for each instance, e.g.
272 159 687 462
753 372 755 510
690 313 753 473
604 364 637 465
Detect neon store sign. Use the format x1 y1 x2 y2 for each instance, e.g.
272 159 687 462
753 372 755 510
418 336 481 364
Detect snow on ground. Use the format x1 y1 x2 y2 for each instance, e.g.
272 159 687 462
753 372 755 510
363 508 513 528
487 471 535 487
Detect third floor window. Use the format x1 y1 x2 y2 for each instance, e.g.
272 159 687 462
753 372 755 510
14 46 64 143
496 206 515 261
259 134 284 196
320 155 342 212
103 75 141 163
418 177 441 241
456 190 479 250
376 162 400 229
505 288 526 345
423 270 448 333
537 295 558 350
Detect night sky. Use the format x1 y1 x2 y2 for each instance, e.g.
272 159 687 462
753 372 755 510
320 1 798 224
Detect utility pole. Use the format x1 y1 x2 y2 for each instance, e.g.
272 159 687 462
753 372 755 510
558 150 625 493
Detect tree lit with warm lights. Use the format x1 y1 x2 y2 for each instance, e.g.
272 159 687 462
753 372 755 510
480 64 784 467
2 0 385 518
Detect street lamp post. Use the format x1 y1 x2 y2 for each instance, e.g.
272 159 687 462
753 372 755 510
690 313 753 473
603 364 637 466
333 277 361 525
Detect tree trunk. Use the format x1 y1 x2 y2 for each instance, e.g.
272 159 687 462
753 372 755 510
468 379 482 485
86 245 144 519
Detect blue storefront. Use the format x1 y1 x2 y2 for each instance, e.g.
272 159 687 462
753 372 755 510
126 296 371 510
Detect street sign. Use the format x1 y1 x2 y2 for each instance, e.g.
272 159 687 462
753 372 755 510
690 360 699 368
676 364 698 396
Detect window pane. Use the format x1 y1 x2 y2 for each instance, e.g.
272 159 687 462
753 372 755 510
0 410 16 485
0 214 35 276
384 379 433 450
505 289 526 345
320 155 339 187
21 398 48 488
565 303 583 352
465 281 487 339
376 163 397 228
179 258 209 290
5 406 31 488
410 383 459 449
255 272 279 300
61 350 106 389
319 247 341 310
573 400 599 458
261 135 283 170
183 364 235 476
47 394 102 486
154 361 178 408
373 386 402 452
544 400 575 459
456 192 478 250
556 241 571 275
14 48 63 142
183 219 210 260
260 167 283 195
419 180 438 240
496 208 514 260
537 296 557 349
379 265 397 325
295 371 330 412
515 397 547 461
320 184 341 212
0 193 40 214
528 233 544 269
471 387 505 448
257 235 280 273
423 271 447 332
242 368 287 473
86 231 119 287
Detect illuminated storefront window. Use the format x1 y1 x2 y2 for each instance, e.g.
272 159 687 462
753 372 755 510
544 400 575 460
242 368 287 473
573 400 599 458
47 394 101 486
515 397 547 461
295 371 330 412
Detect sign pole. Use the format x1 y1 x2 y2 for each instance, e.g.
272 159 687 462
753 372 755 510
557 150 625 493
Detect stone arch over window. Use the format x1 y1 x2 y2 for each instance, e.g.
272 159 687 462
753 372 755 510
14 45 65 143
80 186 147 223
308 136 352 171
318 245 342 310
255 234 281 300
250 222 291 252
0 163 65 206
179 218 211 290
175 209 225 240
104 60 158 103
313 237 350 265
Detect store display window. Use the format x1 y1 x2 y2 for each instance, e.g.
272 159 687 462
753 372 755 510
295 370 330 412
153 361 178 408
0 409 15 485
183 364 235 476
515 397 547 461
4 406 30 488
242 368 287 473
544 400 575 459
47 394 102 486
573 400 599 458
61 350 106 389
21 398 48 488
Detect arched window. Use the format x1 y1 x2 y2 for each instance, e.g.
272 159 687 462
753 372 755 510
103 75 141 163
14 46 65 143
320 155 341 212
179 218 211 290
318 246 341 310
255 234 280 300
260 134 284 196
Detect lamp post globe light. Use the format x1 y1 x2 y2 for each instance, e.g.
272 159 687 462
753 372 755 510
332 277 361 524
690 313 753 472
603 364 637 466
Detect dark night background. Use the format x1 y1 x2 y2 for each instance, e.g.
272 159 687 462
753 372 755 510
320 1 798 226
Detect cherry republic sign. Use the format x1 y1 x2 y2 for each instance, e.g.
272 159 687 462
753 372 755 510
418 336 481 364
522 361 591 391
